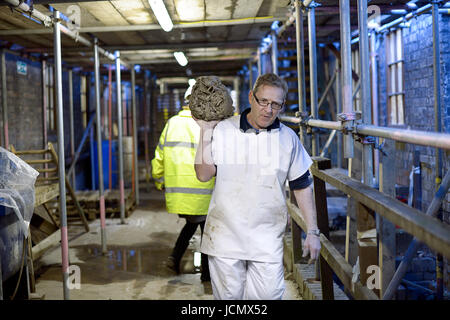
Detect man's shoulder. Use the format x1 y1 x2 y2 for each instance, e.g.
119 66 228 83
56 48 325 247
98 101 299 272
279 122 299 140
215 115 240 130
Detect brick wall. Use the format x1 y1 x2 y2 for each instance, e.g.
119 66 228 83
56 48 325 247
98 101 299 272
0 53 43 150
378 12 450 291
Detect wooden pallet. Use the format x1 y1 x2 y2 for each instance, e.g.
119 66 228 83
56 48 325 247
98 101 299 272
68 189 136 220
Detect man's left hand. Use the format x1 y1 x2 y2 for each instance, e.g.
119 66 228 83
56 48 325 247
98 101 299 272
302 234 321 264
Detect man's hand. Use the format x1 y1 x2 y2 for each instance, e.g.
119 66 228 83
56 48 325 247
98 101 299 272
302 234 321 264
192 116 220 132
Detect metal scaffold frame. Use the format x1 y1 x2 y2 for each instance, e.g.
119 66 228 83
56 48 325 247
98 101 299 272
271 0 450 300
2 0 136 300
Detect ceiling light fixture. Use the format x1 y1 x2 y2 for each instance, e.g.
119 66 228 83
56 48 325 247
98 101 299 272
174 51 188 66
148 0 173 32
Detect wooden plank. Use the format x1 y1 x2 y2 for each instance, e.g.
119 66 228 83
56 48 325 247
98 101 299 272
312 157 334 300
31 229 61 261
356 202 379 297
378 138 396 297
287 201 378 300
310 167 450 258
34 183 59 207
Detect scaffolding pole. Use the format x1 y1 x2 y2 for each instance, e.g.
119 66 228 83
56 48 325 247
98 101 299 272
358 0 373 187
131 65 139 205
53 10 70 300
115 51 126 224
295 0 307 145
308 5 319 156
68 69 76 188
339 0 354 159
94 38 107 254
271 30 278 75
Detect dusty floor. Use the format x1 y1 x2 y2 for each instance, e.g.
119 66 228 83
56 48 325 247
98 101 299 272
33 184 302 300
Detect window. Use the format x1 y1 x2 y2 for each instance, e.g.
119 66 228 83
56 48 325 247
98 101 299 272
386 28 405 125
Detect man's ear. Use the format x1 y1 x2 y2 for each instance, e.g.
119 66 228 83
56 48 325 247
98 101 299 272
248 90 253 105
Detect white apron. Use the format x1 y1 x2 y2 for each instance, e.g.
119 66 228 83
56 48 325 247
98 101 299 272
200 115 312 263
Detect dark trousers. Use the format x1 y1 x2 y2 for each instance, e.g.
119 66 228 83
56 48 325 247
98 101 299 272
171 219 209 277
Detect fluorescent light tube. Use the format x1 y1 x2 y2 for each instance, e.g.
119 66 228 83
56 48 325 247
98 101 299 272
174 51 188 66
148 0 173 32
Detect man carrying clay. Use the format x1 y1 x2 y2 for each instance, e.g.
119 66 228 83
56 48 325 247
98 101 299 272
192 73 321 300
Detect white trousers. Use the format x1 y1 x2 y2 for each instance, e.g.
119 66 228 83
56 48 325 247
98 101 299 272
208 256 285 300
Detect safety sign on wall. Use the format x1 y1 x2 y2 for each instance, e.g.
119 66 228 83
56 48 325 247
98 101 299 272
17 61 27 75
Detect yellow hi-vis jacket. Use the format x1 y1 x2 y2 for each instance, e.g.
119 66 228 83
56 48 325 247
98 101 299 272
151 108 215 215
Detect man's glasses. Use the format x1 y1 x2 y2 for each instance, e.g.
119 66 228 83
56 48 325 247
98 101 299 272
252 92 284 110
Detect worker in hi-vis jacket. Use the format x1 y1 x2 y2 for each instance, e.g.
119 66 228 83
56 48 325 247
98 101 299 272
194 73 321 299
151 83 214 282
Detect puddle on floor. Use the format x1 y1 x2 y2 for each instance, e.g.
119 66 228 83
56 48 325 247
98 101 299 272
36 243 202 286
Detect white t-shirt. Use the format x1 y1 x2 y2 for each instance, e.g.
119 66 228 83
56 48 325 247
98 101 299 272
200 115 313 263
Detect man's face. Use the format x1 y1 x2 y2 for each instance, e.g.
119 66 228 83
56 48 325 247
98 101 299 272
247 84 285 130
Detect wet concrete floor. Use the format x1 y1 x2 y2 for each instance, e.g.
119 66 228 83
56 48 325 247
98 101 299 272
33 184 302 300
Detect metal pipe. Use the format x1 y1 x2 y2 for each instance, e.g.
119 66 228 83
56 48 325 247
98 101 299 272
358 0 374 187
320 130 337 157
68 69 75 189
67 114 96 178
131 65 139 205
257 48 262 77
318 69 337 111
94 39 107 254
377 4 432 34
53 10 70 300
278 118 450 150
279 115 342 131
115 51 126 224
383 170 450 300
308 5 319 156
370 31 380 187
271 30 278 75
295 0 307 145
3 0 52 27
336 68 343 168
356 125 450 150
248 60 253 89
1 50 8 149
42 59 48 178
432 1 444 300
340 0 354 159
108 65 112 190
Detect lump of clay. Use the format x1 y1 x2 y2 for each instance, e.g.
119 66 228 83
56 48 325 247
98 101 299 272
189 76 234 121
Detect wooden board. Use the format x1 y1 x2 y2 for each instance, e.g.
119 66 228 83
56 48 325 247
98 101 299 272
34 183 59 207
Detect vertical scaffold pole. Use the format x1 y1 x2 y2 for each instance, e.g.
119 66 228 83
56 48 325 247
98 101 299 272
295 0 307 145
68 69 76 188
339 0 354 159
308 4 319 156
131 65 139 205
54 10 70 300
115 51 126 224
94 39 107 253
358 0 374 187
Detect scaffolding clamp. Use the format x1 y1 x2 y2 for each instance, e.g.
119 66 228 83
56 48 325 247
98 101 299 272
337 111 361 135
295 111 314 134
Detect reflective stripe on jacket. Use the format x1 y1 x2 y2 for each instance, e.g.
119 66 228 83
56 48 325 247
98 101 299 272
151 109 215 215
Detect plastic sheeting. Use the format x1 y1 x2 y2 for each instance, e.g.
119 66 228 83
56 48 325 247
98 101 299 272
0 147 39 238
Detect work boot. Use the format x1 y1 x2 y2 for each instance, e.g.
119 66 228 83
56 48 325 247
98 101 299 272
166 256 180 274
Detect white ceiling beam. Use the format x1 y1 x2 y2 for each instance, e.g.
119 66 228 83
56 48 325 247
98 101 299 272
0 17 277 35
